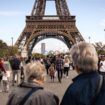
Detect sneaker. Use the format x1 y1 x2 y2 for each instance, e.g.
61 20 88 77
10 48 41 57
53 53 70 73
66 76 69 79
63 74 66 78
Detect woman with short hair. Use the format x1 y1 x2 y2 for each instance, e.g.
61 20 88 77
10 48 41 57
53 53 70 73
7 62 59 105
60 42 105 105
0 58 6 92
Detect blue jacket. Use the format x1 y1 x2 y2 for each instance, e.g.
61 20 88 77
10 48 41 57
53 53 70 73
11 58 20 70
60 71 105 105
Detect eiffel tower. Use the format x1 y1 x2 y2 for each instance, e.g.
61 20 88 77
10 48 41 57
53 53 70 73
15 0 84 56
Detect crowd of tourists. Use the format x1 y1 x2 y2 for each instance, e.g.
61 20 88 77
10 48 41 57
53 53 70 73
0 42 105 105
0 52 73 93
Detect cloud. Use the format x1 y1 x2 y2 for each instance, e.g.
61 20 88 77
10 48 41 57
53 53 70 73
100 19 105 29
100 8 105 12
0 11 24 16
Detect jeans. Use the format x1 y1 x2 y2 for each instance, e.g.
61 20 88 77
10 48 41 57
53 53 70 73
12 70 20 85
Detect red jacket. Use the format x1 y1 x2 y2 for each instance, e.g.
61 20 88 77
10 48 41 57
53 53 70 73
0 61 6 73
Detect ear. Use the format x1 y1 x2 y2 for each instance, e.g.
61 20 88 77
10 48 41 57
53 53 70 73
75 66 81 74
42 76 46 82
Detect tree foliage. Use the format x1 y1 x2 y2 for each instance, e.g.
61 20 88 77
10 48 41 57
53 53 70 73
95 42 105 55
32 53 45 59
8 46 18 56
0 40 18 58
0 40 8 57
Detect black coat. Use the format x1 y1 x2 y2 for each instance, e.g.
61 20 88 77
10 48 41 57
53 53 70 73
60 71 105 105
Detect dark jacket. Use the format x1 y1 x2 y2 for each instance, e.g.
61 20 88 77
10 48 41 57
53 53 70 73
6 82 59 105
11 57 20 70
55 57 63 71
60 71 105 105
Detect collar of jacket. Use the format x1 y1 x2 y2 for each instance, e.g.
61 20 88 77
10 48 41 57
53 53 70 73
18 82 44 89
72 71 99 82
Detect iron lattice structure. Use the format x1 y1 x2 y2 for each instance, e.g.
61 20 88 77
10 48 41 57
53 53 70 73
15 0 84 55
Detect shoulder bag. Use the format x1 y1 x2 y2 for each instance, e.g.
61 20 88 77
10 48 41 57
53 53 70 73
91 75 103 105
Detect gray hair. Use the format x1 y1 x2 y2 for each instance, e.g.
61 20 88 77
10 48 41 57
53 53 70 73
70 42 98 73
25 62 46 82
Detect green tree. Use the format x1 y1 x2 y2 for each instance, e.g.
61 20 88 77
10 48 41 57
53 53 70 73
95 42 105 55
8 46 18 56
0 40 8 57
0 40 18 57
32 53 45 59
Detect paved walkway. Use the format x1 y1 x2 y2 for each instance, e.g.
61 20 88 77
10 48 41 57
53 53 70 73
0 70 77 105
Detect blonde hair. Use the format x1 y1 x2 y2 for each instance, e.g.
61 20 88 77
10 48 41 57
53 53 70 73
70 42 98 73
25 62 46 81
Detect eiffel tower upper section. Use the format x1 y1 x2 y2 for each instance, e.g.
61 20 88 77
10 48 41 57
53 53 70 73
27 0 75 21
31 0 70 16
15 0 84 55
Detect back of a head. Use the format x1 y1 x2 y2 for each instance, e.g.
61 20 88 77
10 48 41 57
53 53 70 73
25 62 46 82
101 55 105 61
70 42 98 73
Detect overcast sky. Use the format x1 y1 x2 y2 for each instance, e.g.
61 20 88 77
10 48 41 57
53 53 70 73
0 0 105 53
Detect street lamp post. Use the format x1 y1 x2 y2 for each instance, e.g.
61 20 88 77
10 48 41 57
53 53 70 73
11 37 13 47
11 37 13 56
88 36 91 43
104 29 105 42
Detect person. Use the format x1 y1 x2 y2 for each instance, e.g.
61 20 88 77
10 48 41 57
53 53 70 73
60 42 105 105
6 62 59 105
25 56 31 64
55 54 64 83
48 63 56 82
44 56 51 75
0 58 6 92
63 56 70 78
20 57 25 82
2 58 12 92
10 56 21 86
99 55 105 76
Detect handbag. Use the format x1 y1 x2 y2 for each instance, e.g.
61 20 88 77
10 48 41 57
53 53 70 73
54 71 57 77
2 74 8 81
